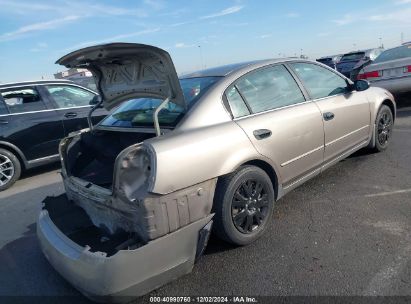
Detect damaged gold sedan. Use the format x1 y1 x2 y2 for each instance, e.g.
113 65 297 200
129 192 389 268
37 43 395 301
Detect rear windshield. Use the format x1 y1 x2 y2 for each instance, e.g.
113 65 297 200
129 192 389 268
340 52 365 61
317 58 332 63
100 76 221 128
373 45 411 63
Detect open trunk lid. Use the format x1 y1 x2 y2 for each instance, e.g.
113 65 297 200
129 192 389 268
56 43 186 111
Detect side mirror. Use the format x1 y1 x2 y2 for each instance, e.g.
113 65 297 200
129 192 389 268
354 79 370 91
89 95 103 107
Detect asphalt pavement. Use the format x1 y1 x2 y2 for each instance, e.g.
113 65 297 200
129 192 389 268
0 107 410 303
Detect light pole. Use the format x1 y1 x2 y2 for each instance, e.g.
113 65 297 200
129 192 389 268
379 37 382 48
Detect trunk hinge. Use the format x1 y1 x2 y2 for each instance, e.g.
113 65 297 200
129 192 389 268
87 95 103 131
153 97 170 137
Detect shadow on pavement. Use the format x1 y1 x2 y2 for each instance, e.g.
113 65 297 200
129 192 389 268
0 222 91 303
20 162 61 181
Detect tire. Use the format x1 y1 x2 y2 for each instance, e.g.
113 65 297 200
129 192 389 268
212 165 275 246
372 105 394 152
0 148 21 191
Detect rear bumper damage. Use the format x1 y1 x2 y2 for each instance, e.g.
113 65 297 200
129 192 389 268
37 176 217 301
63 176 216 242
38 208 213 301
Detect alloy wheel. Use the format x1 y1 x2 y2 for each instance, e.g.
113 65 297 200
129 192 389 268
377 111 393 146
231 179 269 234
0 153 14 186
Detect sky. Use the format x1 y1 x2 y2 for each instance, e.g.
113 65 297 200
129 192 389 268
1 0 411 83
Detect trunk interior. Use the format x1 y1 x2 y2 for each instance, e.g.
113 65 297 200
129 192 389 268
44 194 143 257
66 129 156 189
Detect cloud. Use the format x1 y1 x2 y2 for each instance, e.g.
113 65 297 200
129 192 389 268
396 0 411 4
160 8 188 18
286 12 300 18
30 42 48 52
260 34 272 39
63 1 147 18
144 0 165 10
366 8 411 23
0 0 57 13
222 22 249 27
200 5 244 19
317 32 330 37
175 42 196 48
0 15 81 42
332 14 354 25
0 0 147 18
61 28 161 52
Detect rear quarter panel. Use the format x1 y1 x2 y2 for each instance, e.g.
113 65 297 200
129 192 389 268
146 121 277 195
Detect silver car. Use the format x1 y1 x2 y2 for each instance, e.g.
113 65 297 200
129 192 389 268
37 43 396 301
358 43 411 95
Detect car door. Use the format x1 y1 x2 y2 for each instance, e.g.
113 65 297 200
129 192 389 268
226 64 325 188
0 86 65 161
40 84 107 136
288 62 371 165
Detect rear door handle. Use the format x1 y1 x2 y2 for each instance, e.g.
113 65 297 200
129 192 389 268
0 120 8 125
64 112 78 118
323 112 335 121
253 129 272 140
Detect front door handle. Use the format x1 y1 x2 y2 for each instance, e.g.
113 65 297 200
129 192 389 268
323 112 335 121
64 112 78 118
0 120 8 125
253 129 272 140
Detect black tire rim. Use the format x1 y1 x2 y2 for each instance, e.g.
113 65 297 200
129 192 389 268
0 153 14 186
231 179 269 234
377 111 392 146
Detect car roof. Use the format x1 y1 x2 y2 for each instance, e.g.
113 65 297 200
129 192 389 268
341 48 380 56
180 58 299 78
0 79 74 89
317 54 342 59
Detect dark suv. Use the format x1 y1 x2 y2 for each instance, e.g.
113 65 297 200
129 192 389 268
0 80 107 190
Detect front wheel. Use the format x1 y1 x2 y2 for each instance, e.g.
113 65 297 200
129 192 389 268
0 148 21 191
213 166 275 246
373 105 394 152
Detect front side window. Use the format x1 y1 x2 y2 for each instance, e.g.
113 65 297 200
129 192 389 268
290 63 348 99
233 64 305 114
0 87 46 114
100 77 220 128
45 85 96 108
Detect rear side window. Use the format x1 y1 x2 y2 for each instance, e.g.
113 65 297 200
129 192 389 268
373 45 411 63
0 87 46 114
290 63 348 99
226 86 250 118
233 64 305 114
45 85 96 108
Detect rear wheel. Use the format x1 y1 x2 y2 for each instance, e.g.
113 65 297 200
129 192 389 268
213 166 275 246
0 148 21 191
373 105 393 152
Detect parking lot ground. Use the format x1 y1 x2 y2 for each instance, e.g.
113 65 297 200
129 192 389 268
0 108 410 303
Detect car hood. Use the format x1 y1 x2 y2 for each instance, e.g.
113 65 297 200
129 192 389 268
56 43 185 111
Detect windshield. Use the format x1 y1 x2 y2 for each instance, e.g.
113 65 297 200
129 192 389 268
100 76 221 128
373 45 411 63
340 52 365 62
